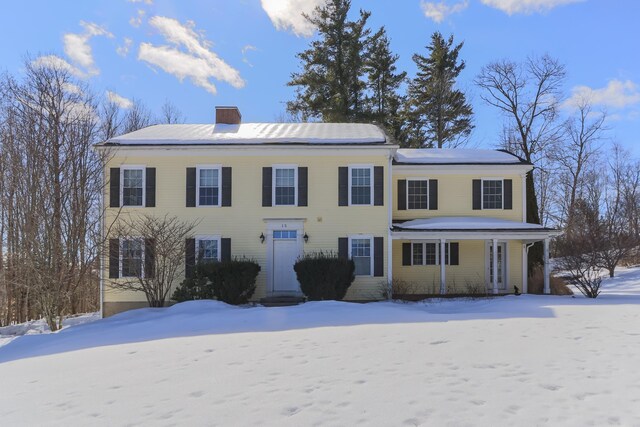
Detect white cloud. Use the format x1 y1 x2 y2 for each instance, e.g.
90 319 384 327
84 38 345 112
129 9 146 28
63 21 113 76
260 0 324 37
137 16 244 95
63 82 83 95
420 0 468 23
31 55 86 78
564 79 640 110
242 45 257 67
117 38 133 57
106 90 134 109
128 0 153 4
480 0 583 14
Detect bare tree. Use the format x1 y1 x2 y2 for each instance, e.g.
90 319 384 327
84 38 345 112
475 54 566 270
554 99 606 227
98 100 123 141
0 57 111 329
122 99 154 133
160 100 185 124
109 214 198 307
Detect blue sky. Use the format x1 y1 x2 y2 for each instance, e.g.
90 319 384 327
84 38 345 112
1 0 638 151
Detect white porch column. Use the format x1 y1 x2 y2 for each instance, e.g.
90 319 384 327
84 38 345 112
522 244 528 294
543 238 550 294
440 238 446 294
492 238 498 295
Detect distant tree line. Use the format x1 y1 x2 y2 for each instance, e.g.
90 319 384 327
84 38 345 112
0 57 184 329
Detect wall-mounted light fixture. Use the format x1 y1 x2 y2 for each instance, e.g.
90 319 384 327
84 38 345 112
303 233 309 243
259 233 265 244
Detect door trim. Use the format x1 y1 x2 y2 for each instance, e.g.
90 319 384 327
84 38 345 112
264 219 305 295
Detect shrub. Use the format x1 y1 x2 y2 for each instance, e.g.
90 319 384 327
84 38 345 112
210 259 260 305
294 252 355 300
172 262 217 302
172 259 260 305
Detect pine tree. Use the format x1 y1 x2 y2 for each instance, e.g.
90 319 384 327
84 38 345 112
405 32 473 148
287 0 371 122
364 27 407 141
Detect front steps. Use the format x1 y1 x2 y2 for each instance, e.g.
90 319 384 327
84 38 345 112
260 295 306 307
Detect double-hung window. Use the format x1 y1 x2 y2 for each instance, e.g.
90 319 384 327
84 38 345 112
350 236 372 276
350 166 372 205
121 167 144 207
407 180 429 209
411 242 448 265
121 239 143 277
482 179 503 209
196 236 220 263
197 167 220 207
273 166 297 206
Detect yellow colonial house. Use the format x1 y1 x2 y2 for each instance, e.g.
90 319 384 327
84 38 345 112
96 106 558 316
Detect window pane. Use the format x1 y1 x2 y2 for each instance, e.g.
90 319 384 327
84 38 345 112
123 169 143 206
351 168 371 205
482 180 503 209
408 180 429 209
198 239 218 262
198 169 219 206
412 243 423 265
275 168 296 205
122 239 143 277
273 230 297 239
425 243 437 265
352 238 371 275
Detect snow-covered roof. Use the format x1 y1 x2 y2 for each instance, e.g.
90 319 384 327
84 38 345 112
394 149 528 165
102 123 388 146
393 217 551 231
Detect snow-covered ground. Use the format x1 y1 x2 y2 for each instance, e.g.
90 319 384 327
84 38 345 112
0 269 639 426
0 312 99 348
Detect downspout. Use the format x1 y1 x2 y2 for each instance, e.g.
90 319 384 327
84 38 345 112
99 153 105 318
387 152 393 300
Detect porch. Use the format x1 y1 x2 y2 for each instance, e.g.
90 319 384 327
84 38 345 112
391 217 562 295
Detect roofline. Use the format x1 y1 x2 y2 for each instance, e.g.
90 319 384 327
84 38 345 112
392 160 532 166
391 226 559 232
94 141 395 149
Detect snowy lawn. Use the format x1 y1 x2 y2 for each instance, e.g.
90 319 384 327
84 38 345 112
1 270 640 426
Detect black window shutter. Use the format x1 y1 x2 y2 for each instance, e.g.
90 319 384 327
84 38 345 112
185 238 195 278
450 242 459 266
298 167 308 207
145 168 156 207
472 179 481 210
373 237 383 276
221 238 231 261
110 168 120 208
186 168 196 208
338 167 348 206
504 179 513 209
397 179 406 210
374 166 384 206
262 167 272 207
338 237 348 259
429 179 438 210
144 238 155 278
109 238 119 278
222 167 232 207
402 243 411 266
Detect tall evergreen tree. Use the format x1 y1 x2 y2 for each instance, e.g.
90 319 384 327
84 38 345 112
405 32 473 148
287 0 371 122
364 27 407 141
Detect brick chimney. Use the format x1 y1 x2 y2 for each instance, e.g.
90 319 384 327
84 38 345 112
215 106 242 125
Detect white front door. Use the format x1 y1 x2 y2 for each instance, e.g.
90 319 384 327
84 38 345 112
272 230 300 294
486 242 507 290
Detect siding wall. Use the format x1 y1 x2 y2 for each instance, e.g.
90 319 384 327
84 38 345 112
103 150 391 307
392 172 525 221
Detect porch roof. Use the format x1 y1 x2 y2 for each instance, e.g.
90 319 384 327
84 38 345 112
391 217 561 241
